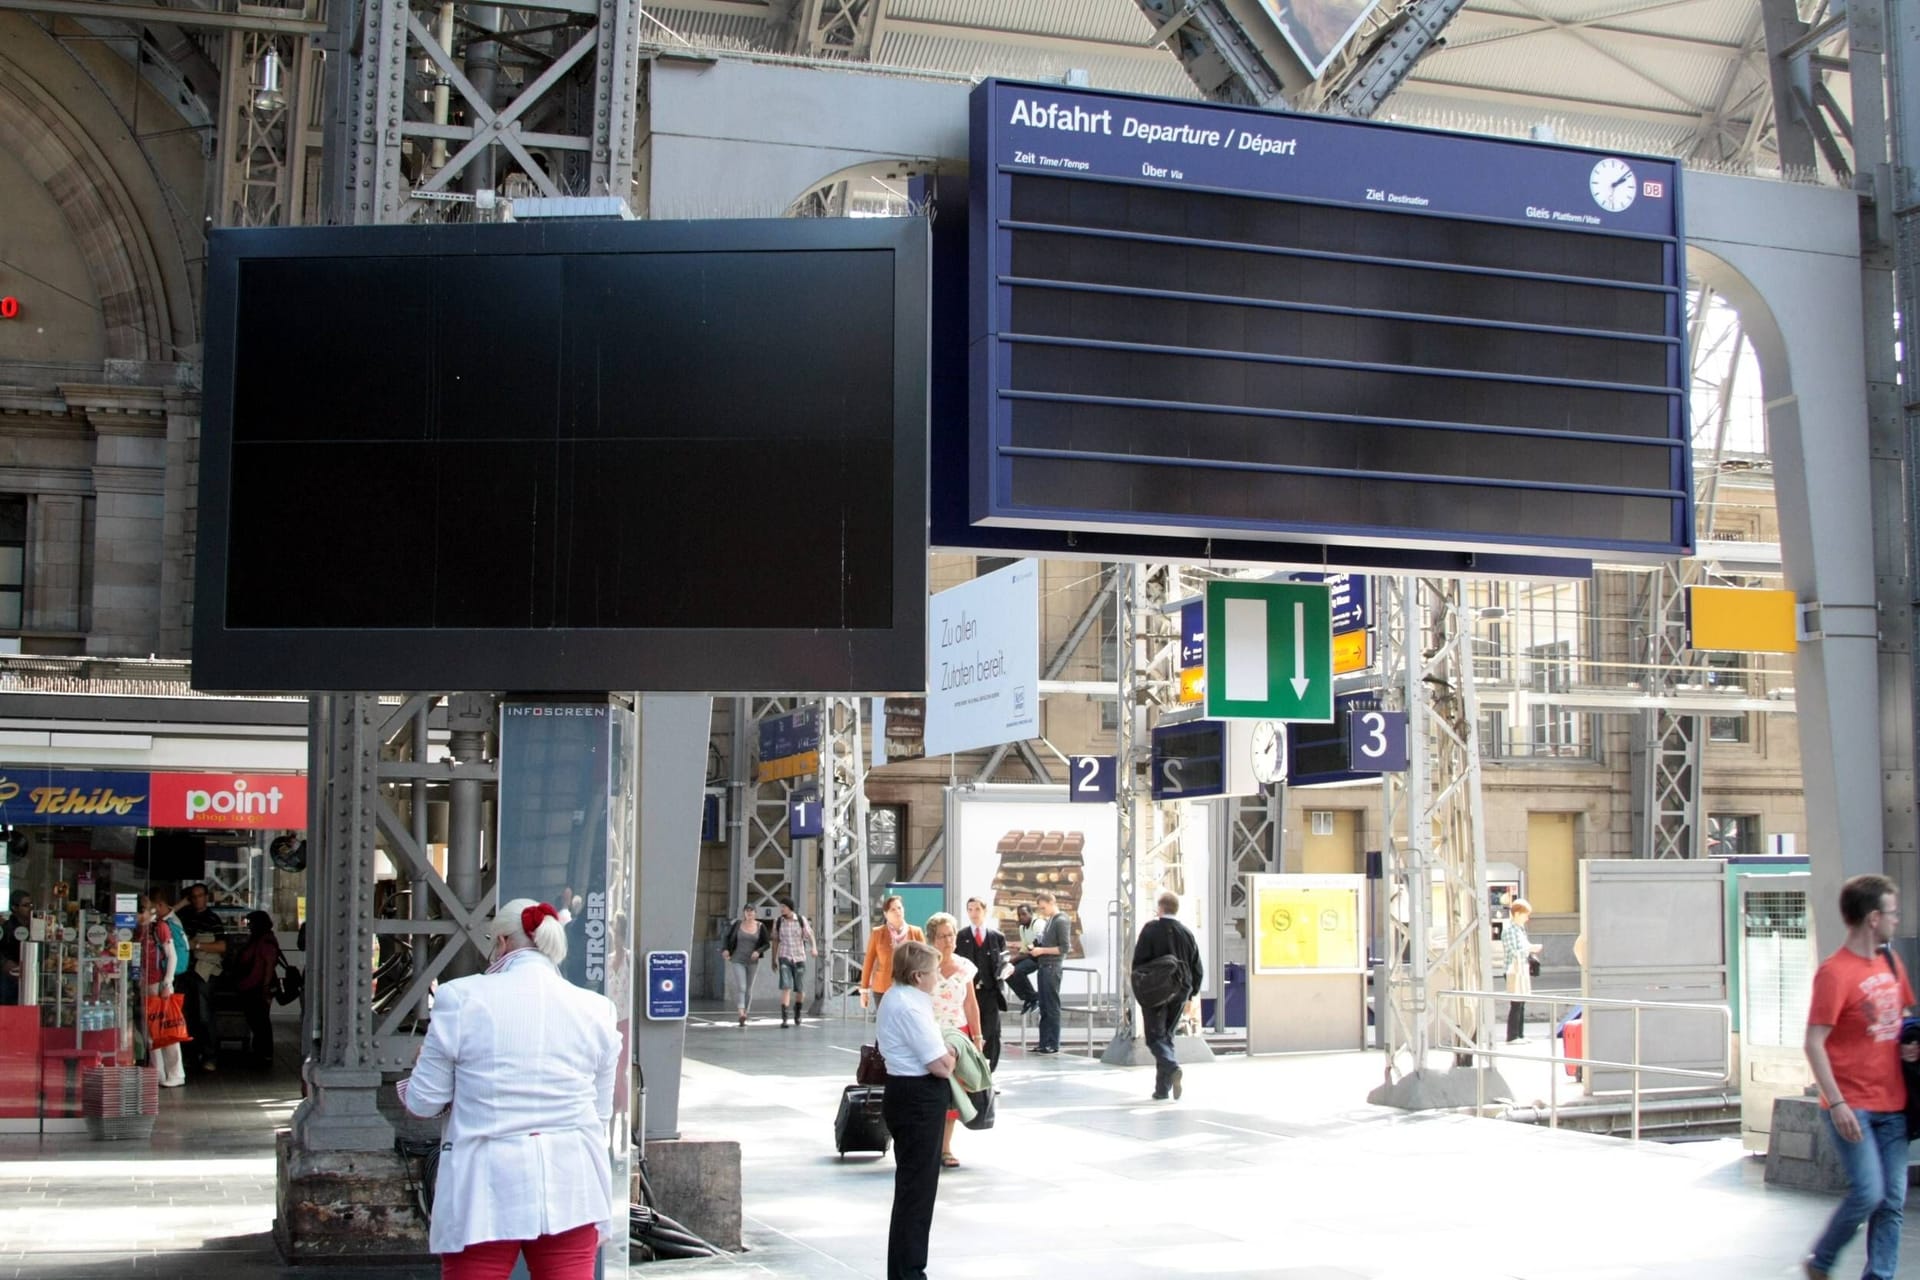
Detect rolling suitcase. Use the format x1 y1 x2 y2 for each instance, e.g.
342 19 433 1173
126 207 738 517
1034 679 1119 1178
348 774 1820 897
834 1084 890 1157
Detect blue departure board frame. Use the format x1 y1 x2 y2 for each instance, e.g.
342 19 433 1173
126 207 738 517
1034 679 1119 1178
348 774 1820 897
968 79 1690 562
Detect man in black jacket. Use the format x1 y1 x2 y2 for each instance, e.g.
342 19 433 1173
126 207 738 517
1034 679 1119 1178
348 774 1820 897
954 897 1006 1069
1132 891 1203 1101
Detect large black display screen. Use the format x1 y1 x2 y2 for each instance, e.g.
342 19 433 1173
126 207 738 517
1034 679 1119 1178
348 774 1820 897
970 80 1690 562
195 219 927 693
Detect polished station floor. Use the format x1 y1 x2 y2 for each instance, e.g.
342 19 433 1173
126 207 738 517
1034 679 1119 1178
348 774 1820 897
1 1001 1914 1278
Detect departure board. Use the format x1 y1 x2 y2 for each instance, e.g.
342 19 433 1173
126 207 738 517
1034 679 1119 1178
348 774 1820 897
969 80 1690 562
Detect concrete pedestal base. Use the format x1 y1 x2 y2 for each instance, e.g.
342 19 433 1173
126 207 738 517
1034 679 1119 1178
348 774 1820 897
639 1136 742 1251
1367 1066 1512 1112
274 1130 431 1262
1759 1095 1920 1194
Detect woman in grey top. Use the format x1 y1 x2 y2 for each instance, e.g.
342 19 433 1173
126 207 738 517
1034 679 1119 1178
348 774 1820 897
722 905 769 1026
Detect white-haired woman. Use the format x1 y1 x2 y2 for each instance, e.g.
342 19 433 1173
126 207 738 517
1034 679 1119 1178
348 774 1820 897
922 912 983 1168
398 899 623 1280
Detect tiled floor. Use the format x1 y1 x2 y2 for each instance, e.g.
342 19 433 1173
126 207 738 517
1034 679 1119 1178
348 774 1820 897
0 1003 1913 1278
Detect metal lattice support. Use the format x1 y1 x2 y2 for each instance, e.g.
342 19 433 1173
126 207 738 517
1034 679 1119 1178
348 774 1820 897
367 695 499 1069
817 696 869 1011
733 697 799 916
216 27 322 227
1635 562 1704 860
1378 578 1491 1080
1131 0 1289 106
1224 790 1281 920
323 0 643 225
1321 0 1473 119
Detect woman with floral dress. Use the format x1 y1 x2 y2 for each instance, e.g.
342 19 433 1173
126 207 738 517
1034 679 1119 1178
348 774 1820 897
922 912 984 1168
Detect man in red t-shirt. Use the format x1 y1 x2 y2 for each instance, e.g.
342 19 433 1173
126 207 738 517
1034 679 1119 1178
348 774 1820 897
1803 874 1919 1280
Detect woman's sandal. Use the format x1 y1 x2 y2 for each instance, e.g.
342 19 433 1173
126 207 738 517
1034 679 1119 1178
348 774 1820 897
940 1153 960 1168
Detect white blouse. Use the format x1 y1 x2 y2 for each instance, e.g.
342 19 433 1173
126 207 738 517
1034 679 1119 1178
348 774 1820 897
400 949 623 1255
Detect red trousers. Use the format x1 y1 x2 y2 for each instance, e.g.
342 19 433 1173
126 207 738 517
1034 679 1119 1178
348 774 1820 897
440 1222 600 1280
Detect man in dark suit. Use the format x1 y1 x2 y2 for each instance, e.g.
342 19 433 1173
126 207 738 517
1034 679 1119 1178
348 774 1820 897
954 897 1006 1069
1132 891 1203 1101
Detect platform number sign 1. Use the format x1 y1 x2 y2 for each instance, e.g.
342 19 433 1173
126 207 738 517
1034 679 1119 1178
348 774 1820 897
1068 755 1117 803
788 796 824 838
1347 709 1409 773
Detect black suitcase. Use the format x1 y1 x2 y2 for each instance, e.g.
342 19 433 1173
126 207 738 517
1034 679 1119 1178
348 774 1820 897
834 1084 890 1157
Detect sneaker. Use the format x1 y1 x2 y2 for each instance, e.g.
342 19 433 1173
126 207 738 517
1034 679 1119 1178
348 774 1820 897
1151 1091 1169 1101
1171 1068 1183 1101
1804 1261 1830 1280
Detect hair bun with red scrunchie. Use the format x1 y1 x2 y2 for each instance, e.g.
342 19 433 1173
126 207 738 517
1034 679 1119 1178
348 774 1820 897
521 901 559 938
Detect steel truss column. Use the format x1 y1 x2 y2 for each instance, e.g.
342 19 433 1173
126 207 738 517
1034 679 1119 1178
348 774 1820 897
291 695 392 1153
1131 0 1289 106
738 697 800 916
1216 788 1281 1030
216 23 323 226
1103 564 1184 1063
1378 578 1491 1084
1320 0 1474 119
324 0 643 224
1633 563 1704 860
816 697 869 1012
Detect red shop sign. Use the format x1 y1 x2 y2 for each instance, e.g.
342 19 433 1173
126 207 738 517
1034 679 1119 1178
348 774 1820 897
148 772 307 829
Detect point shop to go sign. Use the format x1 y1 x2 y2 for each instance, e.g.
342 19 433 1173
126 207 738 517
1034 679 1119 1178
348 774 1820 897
149 772 307 829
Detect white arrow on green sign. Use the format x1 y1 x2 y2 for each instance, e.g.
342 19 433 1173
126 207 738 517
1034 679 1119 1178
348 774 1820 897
1203 580 1334 723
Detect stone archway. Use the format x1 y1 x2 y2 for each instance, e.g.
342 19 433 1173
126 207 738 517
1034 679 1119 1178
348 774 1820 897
0 47 173 362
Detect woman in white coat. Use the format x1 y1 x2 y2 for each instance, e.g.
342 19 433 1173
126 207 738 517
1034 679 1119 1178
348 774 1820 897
399 898 624 1280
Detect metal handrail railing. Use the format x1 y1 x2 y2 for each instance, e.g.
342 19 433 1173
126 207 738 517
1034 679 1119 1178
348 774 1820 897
1013 964 1109 1055
1437 988 1734 1141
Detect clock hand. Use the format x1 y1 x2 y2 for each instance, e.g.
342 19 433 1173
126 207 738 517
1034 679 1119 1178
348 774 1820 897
1611 174 1632 190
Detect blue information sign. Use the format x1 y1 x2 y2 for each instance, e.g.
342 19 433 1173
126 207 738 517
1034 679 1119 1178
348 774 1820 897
1067 755 1117 803
1294 573 1370 633
758 710 820 762
1179 600 1205 669
788 795 824 838
646 951 689 1021
1288 692 1384 788
969 79 1690 562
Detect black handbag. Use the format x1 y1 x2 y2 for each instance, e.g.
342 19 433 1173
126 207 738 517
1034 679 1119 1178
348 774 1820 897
395 1134 443 1222
961 1087 996 1131
856 1042 889 1086
1527 955 1542 978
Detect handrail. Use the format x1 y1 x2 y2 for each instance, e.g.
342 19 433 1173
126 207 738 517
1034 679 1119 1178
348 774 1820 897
1436 988 1734 1141
1013 964 1109 1056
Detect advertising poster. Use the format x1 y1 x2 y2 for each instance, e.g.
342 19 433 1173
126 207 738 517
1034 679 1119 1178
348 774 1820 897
1251 876 1365 973
949 787 1116 1000
925 560 1040 757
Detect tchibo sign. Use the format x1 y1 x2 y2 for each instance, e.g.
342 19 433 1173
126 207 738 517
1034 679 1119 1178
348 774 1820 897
149 772 308 829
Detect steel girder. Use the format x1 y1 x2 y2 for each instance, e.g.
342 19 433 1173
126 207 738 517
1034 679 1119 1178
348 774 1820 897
1378 577 1491 1078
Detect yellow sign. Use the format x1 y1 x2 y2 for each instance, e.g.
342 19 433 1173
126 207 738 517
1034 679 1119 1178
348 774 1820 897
1178 667 1205 704
755 750 820 784
116 940 133 961
1253 883 1362 972
1332 628 1370 675
1686 586 1796 654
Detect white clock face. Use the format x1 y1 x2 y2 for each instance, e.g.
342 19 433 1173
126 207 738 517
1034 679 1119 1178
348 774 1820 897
1590 158 1637 213
1250 720 1285 785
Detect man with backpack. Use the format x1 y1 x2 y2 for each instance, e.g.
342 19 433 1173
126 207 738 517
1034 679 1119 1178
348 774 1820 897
771 897 816 1027
1131 891 1203 1102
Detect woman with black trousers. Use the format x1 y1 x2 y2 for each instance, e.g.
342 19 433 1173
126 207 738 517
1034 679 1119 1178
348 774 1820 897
876 940 956 1280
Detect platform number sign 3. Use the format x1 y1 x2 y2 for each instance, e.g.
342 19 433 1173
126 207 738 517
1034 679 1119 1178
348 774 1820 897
1347 709 1409 773
1069 755 1117 803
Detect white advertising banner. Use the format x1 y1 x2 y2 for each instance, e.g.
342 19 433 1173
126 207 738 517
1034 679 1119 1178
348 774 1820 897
924 560 1040 757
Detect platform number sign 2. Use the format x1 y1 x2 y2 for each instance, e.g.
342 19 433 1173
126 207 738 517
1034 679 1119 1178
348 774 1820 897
788 797 824 838
1347 709 1409 773
1068 755 1117 803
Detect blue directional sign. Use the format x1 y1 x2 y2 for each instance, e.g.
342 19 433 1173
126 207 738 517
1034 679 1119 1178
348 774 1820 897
1289 692 1383 787
1294 573 1371 633
1068 755 1117 803
757 710 819 762
788 795 824 838
1348 708 1409 773
646 950 688 1021
1179 600 1205 669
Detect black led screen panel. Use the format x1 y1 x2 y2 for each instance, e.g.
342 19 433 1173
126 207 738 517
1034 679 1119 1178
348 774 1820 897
194 218 928 693
970 80 1691 561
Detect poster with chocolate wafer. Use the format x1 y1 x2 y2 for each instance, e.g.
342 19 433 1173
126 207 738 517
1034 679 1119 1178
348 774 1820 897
949 788 1116 1001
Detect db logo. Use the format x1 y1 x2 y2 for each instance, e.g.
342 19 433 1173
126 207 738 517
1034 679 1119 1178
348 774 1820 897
1642 180 1665 198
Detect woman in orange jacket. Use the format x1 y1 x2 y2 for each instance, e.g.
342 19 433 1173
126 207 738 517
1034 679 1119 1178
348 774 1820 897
859 895 924 1013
